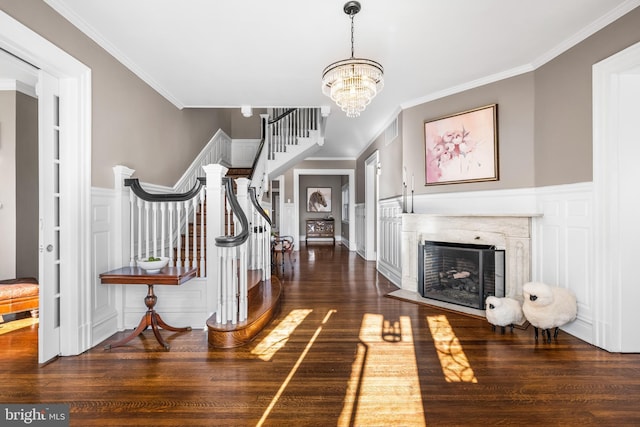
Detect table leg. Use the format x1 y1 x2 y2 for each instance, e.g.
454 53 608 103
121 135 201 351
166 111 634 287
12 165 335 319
104 284 191 350
155 312 191 333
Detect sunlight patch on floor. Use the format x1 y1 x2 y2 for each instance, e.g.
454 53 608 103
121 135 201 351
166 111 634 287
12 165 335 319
257 309 336 427
426 314 477 383
251 309 313 361
339 313 426 427
0 317 38 336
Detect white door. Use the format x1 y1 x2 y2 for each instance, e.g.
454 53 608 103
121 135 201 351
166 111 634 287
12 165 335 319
38 70 61 364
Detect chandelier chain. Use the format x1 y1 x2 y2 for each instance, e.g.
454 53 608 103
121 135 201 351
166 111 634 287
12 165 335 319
350 15 355 58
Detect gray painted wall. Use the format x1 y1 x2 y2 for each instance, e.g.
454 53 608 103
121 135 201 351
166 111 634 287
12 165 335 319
356 114 403 203
0 90 39 280
299 175 342 237
0 91 16 280
0 0 232 188
534 7 640 186
403 73 536 195
355 6 640 200
15 91 38 278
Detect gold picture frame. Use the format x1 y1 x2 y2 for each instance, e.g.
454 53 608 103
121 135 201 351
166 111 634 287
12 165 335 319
424 104 499 185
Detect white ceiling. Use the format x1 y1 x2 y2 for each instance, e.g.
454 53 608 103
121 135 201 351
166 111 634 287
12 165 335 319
31 0 640 157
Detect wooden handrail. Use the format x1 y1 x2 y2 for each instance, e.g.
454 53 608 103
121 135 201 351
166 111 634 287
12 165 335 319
268 108 297 125
249 187 272 227
124 177 206 202
215 177 249 248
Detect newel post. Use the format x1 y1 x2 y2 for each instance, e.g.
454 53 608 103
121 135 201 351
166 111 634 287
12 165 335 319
112 165 135 330
112 165 135 268
203 163 228 317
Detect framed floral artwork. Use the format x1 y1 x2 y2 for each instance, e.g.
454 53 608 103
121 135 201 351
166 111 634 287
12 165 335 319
424 104 498 185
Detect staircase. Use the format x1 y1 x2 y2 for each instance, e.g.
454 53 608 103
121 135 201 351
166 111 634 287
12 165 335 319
172 168 252 275
119 107 326 349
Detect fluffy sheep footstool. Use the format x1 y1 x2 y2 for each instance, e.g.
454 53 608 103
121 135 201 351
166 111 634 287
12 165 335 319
522 281 577 343
485 296 524 333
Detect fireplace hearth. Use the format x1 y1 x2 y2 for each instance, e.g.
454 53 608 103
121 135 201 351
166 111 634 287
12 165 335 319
418 241 505 310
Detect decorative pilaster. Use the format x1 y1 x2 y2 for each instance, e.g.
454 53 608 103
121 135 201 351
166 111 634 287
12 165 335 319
203 163 228 317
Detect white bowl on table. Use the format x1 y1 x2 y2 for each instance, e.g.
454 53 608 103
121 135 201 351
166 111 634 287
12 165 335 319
136 256 169 273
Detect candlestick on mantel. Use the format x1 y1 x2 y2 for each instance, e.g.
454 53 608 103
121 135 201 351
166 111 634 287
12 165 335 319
411 189 414 213
411 174 414 192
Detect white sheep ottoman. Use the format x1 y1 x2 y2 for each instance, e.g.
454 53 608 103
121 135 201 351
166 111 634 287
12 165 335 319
522 281 577 343
485 296 524 333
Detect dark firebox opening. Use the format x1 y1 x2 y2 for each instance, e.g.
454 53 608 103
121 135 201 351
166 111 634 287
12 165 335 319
418 241 505 310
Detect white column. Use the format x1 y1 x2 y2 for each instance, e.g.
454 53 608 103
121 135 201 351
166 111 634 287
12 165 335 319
112 165 135 267
203 164 228 318
112 165 135 329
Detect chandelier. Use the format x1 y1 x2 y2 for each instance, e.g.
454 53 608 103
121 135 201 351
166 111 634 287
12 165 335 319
321 1 384 118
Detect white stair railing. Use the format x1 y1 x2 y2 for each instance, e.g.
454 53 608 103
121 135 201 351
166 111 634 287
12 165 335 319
248 187 272 279
268 108 321 160
174 129 231 193
124 178 207 277
205 164 250 325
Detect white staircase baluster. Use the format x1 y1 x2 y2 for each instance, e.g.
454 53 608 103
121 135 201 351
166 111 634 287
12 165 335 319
160 202 166 258
129 190 135 267
183 200 190 268
199 188 206 277
136 198 143 262
152 202 158 257
168 202 174 267
176 202 182 267
239 242 248 321
191 197 198 273
144 201 151 259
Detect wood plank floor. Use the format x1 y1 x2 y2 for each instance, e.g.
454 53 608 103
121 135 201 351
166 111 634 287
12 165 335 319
2 243 640 426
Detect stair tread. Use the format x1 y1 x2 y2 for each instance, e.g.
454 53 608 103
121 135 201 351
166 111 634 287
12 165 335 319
207 274 281 337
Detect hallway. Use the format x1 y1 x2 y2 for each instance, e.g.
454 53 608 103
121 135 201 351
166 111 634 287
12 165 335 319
2 243 640 426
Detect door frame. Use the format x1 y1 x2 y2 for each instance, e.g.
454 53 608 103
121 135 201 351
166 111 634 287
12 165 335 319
0 11 92 358
364 151 379 262
593 40 640 352
292 169 356 251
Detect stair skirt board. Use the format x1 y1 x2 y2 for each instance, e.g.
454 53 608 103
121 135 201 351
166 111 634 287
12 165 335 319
206 276 282 349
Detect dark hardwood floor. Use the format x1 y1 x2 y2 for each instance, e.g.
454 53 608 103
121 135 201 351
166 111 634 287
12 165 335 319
2 243 640 426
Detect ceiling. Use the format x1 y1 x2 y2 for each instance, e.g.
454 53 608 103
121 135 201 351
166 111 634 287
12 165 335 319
15 1 640 157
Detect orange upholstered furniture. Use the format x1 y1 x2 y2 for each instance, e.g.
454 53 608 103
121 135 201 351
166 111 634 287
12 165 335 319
0 277 39 318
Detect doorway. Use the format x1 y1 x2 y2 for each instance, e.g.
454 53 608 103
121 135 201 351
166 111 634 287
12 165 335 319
292 169 356 250
0 11 92 362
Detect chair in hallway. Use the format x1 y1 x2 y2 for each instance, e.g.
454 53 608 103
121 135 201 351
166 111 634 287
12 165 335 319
272 235 295 273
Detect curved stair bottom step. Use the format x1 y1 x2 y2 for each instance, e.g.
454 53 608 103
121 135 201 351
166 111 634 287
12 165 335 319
206 276 282 349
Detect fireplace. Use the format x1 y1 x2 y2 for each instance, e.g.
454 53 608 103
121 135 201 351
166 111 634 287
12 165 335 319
418 241 505 310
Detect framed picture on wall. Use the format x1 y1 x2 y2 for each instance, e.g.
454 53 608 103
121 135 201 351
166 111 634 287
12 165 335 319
424 104 499 185
307 187 332 212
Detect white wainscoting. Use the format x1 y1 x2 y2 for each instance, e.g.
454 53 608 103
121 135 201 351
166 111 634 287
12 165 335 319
378 198 403 285
91 187 212 347
355 203 366 258
280 202 297 247
90 188 119 346
534 182 594 344
231 139 260 168
387 183 595 345
122 277 209 331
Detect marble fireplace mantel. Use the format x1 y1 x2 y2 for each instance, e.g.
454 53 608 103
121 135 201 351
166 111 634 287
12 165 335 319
400 213 541 316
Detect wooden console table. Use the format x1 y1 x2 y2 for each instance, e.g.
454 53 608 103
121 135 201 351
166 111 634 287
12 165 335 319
306 218 335 244
99 266 197 350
